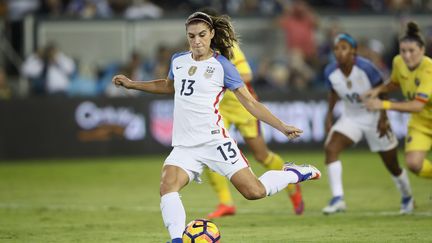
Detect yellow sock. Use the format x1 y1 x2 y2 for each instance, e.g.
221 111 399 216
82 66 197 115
205 169 233 205
261 152 297 195
418 159 432 178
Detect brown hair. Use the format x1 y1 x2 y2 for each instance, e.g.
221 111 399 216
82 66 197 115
400 21 425 47
186 11 237 59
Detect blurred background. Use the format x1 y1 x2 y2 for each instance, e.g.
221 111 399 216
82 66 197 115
0 0 431 159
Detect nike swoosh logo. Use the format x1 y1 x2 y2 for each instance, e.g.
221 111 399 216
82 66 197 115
231 159 239 164
176 66 183 70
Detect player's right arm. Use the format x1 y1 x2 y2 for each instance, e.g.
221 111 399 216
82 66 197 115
112 74 175 94
362 81 400 99
325 89 339 134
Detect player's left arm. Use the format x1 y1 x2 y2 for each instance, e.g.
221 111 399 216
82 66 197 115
233 86 302 139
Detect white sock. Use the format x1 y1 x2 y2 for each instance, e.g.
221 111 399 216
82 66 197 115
258 170 299 196
391 169 412 198
327 160 343 197
160 192 185 240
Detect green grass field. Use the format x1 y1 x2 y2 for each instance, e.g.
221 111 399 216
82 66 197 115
0 150 431 242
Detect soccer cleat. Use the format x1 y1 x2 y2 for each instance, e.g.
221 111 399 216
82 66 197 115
289 184 304 215
322 196 346 215
207 204 236 219
400 196 414 214
283 162 321 182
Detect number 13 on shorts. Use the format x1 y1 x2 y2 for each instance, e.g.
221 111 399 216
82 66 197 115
216 141 238 164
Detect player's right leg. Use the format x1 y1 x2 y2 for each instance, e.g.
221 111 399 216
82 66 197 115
322 129 355 215
162 147 206 243
160 165 190 243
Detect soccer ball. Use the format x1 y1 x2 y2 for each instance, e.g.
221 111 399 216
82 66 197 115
182 219 221 243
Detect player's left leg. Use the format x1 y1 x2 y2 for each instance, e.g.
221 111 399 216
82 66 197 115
229 163 320 200
378 147 402 176
378 148 413 214
244 135 304 215
204 138 320 201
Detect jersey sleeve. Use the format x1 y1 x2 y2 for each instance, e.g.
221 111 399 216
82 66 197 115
356 56 383 87
231 43 252 78
415 66 432 103
323 62 337 90
167 58 174 80
168 52 186 80
217 55 244 90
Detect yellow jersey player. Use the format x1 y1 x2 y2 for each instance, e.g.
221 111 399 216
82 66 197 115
364 21 432 179
202 13 304 217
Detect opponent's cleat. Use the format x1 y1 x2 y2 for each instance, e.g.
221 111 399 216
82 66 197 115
289 184 304 215
207 204 236 219
322 196 346 215
400 196 414 214
283 162 321 182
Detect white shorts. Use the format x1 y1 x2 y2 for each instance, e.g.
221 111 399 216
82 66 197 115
164 137 250 183
326 116 398 152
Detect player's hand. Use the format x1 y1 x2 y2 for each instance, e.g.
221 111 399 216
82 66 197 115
377 116 391 138
112 74 133 89
364 98 383 111
361 88 380 100
281 125 303 139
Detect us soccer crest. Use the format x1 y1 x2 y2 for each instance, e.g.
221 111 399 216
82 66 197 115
188 66 197 76
204 66 215 78
346 79 352 89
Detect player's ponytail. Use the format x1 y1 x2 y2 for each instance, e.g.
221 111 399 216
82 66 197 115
400 21 425 47
208 14 237 60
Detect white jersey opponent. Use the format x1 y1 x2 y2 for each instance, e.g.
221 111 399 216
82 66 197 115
168 51 244 147
324 56 383 125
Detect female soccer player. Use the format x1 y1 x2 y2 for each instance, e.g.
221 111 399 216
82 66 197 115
322 33 413 215
199 8 304 219
112 12 320 243
364 21 432 179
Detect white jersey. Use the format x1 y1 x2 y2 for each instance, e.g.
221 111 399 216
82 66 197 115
324 56 383 125
168 51 244 147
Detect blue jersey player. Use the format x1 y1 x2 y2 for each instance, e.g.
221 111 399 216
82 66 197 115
113 12 321 243
322 33 413 215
